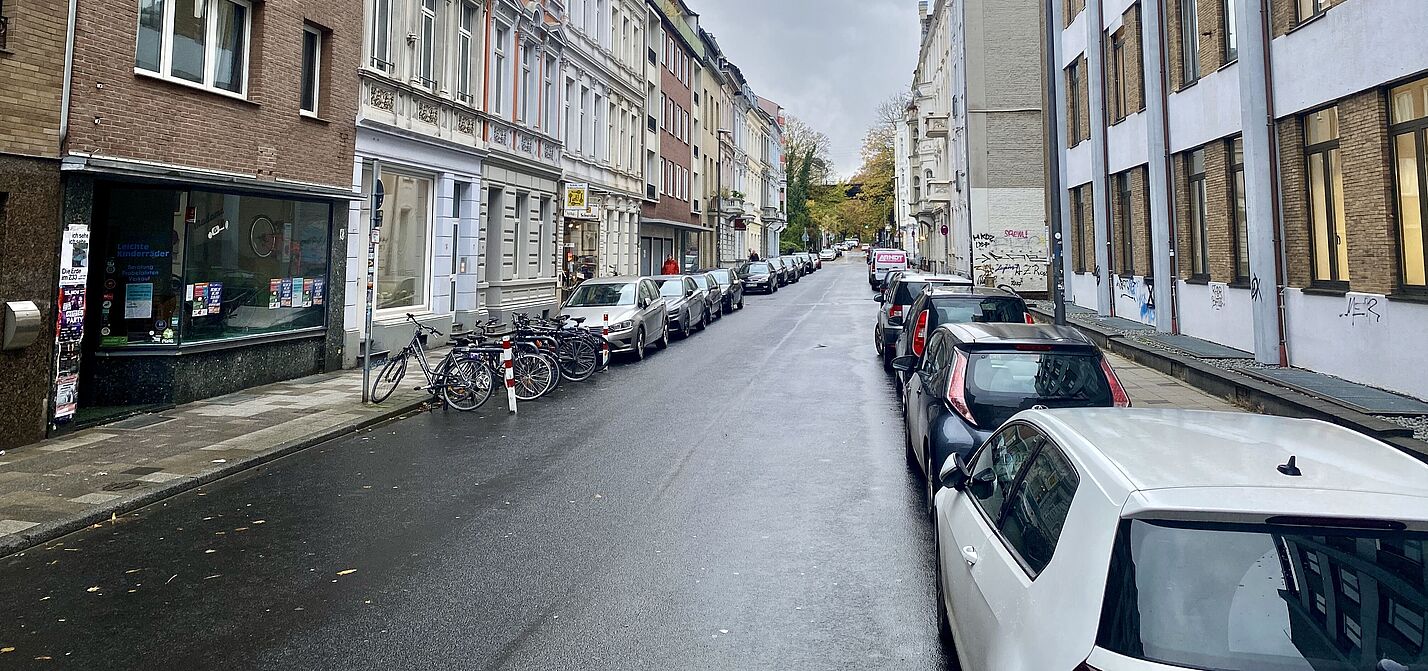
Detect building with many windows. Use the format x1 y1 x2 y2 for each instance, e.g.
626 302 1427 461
1048 0 1428 399
558 0 646 290
639 0 706 274
56 0 361 423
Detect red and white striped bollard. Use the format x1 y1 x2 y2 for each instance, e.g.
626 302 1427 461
501 335 516 414
601 313 611 367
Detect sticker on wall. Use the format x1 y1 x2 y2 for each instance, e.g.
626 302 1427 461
301 278 313 308
206 282 223 315
281 278 294 307
269 279 282 309
312 278 325 306
124 282 153 320
191 283 208 317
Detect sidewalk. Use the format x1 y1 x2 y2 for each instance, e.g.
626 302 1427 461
0 356 439 555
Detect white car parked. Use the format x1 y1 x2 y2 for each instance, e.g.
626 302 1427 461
932 407 1428 671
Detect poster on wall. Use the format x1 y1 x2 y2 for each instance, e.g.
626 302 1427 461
269 279 282 309
206 282 223 315
301 279 313 308
313 278 325 306
191 282 207 317
280 278 294 307
53 224 92 423
124 282 153 319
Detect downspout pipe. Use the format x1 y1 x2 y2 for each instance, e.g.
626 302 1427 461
1257 0 1291 367
58 0 78 150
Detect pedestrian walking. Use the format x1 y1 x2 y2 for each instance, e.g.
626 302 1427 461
661 255 680 274
748 249 761 262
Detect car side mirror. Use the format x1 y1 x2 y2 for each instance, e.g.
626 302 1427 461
890 355 919 372
874 295 885 304
939 454 972 491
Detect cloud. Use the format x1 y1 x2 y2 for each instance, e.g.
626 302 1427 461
693 0 921 178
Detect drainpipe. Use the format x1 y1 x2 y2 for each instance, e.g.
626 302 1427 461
58 0 78 150
1149 0 1179 333
1257 0 1291 367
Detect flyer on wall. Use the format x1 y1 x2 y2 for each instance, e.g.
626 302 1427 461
124 282 153 320
269 279 282 309
191 282 207 317
206 282 223 315
313 278 325 306
300 278 312 307
281 278 294 307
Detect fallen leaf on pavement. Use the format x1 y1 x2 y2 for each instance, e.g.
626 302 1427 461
337 569 357 576
0 647 14 653
85 586 99 593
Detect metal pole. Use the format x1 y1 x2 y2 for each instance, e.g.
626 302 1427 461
1043 0 1067 325
362 167 385 403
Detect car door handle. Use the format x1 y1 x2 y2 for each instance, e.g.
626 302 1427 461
960 546 979 566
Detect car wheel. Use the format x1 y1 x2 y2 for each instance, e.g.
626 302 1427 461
874 331 884 356
678 317 689 339
696 309 707 331
633 328 646 361
655 324 669 349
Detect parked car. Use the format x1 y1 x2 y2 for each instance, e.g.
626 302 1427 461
780 256 804 281
743 261 777 294
874 273 976 370
703 267 745 312
819 248 836 261
894 323 1128 515
559 276 669 360
869 248 909 290
769 257 793 285
930 407 1428 671
653 274 710 338
688 272 725 322
891 285 1034 385
799 253 817 272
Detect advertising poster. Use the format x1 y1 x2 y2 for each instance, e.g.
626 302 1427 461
53 224 91 422
269 279 282 309
300 278 313 307
124 282 153 319
281 278 294 307
206 282 223 315
313 278 325 306
191 282 207 317
54 374 79 421
59 224 91 286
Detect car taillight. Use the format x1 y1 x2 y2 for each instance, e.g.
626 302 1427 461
945 351 975 425
912 311 929 356
1100 357 1131 407
889 304 904 319
1024 312 1036 324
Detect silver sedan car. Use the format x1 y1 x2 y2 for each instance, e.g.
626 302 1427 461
558 276 669 360
653 274 711 338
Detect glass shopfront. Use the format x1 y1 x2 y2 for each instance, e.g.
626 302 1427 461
92 184 332 348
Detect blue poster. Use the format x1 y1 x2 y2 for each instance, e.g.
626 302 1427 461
206 282 223 315
280 278 294 307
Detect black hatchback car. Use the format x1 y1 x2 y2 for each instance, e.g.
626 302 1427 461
743 261 778 294
891 285 1033 386
893 323 1129 515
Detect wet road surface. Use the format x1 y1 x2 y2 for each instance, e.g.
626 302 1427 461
0 257 949 670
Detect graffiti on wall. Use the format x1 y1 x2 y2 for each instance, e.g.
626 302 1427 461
1339 293 1384 326
1209 282 1227 311
973 229 1048 291
1117 275 1156 324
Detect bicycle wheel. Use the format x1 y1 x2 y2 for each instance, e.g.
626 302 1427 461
558 338 599 382
442 357 492 411
511 352 558 401
370 354 407 403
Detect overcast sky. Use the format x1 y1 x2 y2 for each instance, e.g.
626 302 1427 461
693 0 922 179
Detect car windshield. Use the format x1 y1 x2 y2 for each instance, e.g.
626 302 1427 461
658 280 685 298
934 296 1028 324
963 351 1111 426
565 282 636 307
691 276 710 289
748 263 771 274
1098 519 1428 671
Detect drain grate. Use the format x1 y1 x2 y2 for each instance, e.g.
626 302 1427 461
108 414 177 430
102 481 146 492
1242 368 1428 416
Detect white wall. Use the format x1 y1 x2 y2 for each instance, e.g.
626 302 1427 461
1284 289 1428 401
1069 271 1099 310
1272 0 1428 117
1111 274 1156 325
1176 280 1256 353
1166 65 1243 153
1066 140 1093 188
1106 111 1149 174
1060 11 1087 67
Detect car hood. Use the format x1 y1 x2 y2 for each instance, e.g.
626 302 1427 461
559 305 641 324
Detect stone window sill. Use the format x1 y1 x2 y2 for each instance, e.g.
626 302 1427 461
1300 284 1349 297
1387 291 1428 305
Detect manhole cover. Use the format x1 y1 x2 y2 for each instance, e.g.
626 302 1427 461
102 481 146 492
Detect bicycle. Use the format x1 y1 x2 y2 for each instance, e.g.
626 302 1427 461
511 313 602 382
369 314 489 410
467 321 561 402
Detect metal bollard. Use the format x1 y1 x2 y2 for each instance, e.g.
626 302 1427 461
602 313 611 368
502 335 516 414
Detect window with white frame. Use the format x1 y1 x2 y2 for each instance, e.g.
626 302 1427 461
367 0 392 69
607 101 616 163
456 3 477 103
564 78 576 146
543 56 557 131
134 0 252 96
593 92 605 158
579 85 591 153
492 24 509 114
519 44 534 122
417 0 437 87
300 25 322 115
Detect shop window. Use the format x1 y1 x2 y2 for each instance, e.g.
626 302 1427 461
1304 106 1348 285
377 171 433 310
134 0 251 96
1390 77 1428 291
1186 148 1209 278
94 185 331 348
1230 136 1249 282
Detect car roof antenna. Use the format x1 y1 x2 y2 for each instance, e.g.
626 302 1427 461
1277 455 1303 477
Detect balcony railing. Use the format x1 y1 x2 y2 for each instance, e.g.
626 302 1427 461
925 113 949 138
927 180 954 203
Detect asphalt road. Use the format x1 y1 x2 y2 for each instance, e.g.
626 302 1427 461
0 256 950 670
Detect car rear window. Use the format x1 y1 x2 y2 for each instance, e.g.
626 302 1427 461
691 276 710 289
748 262 771 274
710 269 732 283
963 352 1111 427
893 282 930 305
658 280 684 297
933 296 1028 325
1098 519 1428 671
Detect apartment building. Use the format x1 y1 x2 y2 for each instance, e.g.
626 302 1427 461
57 0 360 423
639 0 705 274
755 96 787 257
902 0 1048 291
1050 0 1428 399
0 0 67 448
559 0 646 288
697 29 736 265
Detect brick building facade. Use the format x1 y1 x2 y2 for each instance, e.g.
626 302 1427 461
1051 0 1428 401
